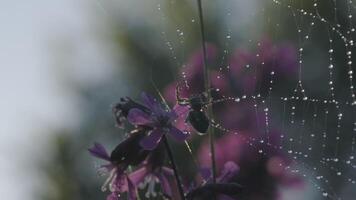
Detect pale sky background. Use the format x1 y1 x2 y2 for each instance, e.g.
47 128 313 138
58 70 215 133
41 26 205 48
0 1 112 199
0 1 318 200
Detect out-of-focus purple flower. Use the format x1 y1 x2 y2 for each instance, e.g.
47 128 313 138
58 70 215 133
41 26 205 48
88 130 149 200
165 38 298 103
127 92 188 150
216 103 263 133
129 144 175 198
228 49 258 95
164 39 298 134
197 132 303 200
228 38 298 95
259 39 298 76
186 161 242 200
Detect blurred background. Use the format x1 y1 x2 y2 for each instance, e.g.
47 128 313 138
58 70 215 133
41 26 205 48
1 0 356 200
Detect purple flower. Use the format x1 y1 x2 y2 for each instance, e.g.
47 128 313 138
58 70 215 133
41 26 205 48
128 144 175 198
127 92 189 150
89 142 136 200
186 161 241 200
88 130 149 200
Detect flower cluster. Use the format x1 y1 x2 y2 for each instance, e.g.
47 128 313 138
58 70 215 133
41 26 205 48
89 38 302 200
89 92 248 200
90 92 188 200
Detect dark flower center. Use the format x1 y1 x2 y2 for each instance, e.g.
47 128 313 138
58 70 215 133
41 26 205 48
156 115 170 127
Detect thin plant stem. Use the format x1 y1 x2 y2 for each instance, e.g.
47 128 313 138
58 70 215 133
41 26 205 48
149 78 185 199
162 135 186 200
197 0 217 183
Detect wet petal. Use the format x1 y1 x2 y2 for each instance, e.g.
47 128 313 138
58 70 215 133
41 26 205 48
161 166 174 176
88 142 110 161
173 104 190 117
110 169 128 192
140 129 163 150
141 92 162 114
127 177 137 200
127 108 153 126
128 166 149 186
157 173 172 197
168 126 189 142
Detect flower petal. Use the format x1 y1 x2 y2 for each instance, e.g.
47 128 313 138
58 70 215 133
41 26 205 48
127 177 137 200
111 169 128 192
157 173 172 197
173 104 190 117
88 142 110 161
141 92 162 113
168 126 189 142
127 108 153 126
140 129 163 150
128 166 149 186
161 166 174 176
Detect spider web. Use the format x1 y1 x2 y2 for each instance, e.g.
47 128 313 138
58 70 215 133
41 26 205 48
155 0 356 199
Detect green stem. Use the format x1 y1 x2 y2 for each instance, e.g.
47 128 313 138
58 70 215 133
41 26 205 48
162 135 186 200
197 0 217 183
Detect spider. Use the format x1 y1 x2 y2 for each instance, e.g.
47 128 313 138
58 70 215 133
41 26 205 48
175 84 211 134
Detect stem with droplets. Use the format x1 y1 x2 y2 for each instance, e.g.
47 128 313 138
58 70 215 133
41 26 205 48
163 135 186 200
197 0 217 183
